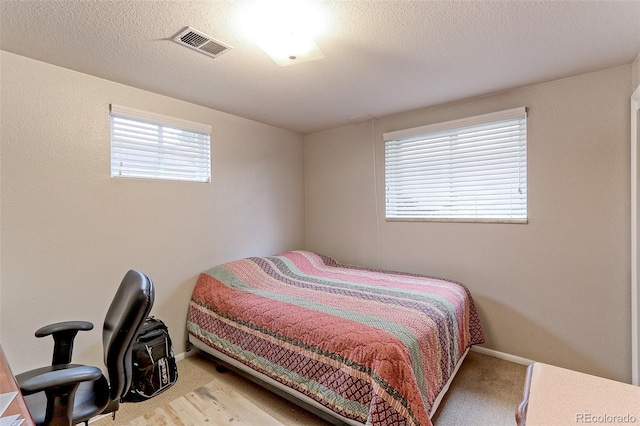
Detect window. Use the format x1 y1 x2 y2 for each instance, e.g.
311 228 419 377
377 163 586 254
110 105 211 182
384 107 527 223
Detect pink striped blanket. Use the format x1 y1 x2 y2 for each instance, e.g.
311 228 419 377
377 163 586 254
187 251 484 426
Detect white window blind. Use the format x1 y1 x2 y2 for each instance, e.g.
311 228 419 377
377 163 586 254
384 107 527 223
110 104 211 182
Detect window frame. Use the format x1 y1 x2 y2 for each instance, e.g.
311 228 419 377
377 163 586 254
109 104 212 183
383 107 528 223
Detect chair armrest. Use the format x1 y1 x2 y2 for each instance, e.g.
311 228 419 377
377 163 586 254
34 321 94 365
19 365 103 395
35 321 94 338
20 365 103 426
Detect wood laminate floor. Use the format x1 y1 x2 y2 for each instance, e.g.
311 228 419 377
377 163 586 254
92 349 527 426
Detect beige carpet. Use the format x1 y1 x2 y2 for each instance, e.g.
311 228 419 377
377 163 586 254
91 350 526 426
430 351 527 426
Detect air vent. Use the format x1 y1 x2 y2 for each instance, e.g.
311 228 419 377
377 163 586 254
172 27 232 59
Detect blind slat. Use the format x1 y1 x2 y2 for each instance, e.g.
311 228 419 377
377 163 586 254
110 107 211 183
385 108 527 222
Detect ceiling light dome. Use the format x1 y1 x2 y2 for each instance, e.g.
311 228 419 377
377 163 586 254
241 0 326 66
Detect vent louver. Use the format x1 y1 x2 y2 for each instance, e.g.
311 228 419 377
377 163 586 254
172 27 232 59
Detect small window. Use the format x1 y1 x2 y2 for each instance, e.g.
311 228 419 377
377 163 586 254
384 107 527 223
110 105 211 182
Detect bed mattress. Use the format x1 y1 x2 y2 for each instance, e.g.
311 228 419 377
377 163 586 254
187 250 484 426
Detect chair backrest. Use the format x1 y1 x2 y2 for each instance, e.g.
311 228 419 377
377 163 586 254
102 269 155 402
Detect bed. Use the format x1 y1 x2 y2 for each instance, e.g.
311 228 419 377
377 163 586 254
187 250 484 426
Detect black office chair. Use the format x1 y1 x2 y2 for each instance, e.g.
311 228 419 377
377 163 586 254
16 270 155 426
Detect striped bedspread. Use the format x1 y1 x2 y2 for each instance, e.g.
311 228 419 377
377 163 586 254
187 251 484 426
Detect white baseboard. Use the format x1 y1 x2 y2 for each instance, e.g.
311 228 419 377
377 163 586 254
175 348 198 362
175 351 190 362
471 345 535 366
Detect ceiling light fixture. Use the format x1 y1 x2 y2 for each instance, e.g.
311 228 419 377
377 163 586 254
240 0 326 66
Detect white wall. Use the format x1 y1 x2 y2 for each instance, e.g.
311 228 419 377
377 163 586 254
305 65 633 382
0 51 306 373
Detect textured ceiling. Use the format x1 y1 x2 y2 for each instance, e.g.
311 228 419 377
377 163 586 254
2 0 639 134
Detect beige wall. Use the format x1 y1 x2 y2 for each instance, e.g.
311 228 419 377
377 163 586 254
633 52 640 90
305 65 633 382
1 49 634 383
0 51 305 373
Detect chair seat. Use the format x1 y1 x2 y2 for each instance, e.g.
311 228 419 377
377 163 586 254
17 364 110 426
